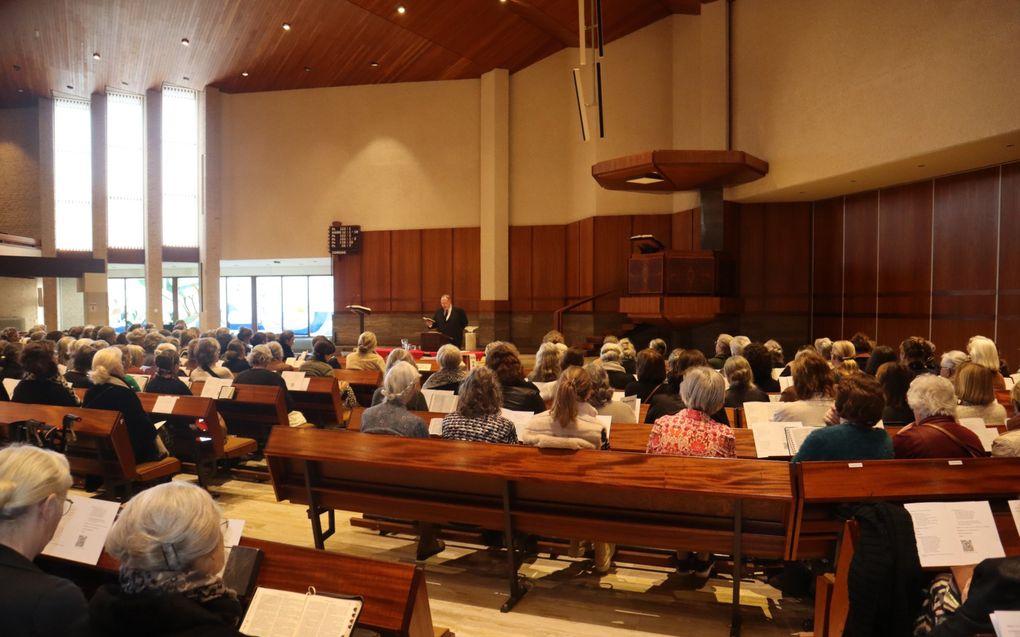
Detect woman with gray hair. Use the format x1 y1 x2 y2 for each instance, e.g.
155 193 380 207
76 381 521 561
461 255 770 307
233 344 294 411
361 361 428 438
0 445 88 636
586 362 637 423
265 340 295 373
892 374 984 459
188 337 233 382
371 349 428 410
85 481 246 635
618 338 638 375
939 350 969 379
599 342 631 389
422 344 466 391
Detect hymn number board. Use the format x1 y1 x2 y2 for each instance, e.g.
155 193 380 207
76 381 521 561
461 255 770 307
329 224 362 255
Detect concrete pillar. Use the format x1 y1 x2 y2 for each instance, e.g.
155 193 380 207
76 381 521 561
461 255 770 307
37 98 58 329
87 92 109 326
144 89 164 327
199 88 222 330
478 69 511 342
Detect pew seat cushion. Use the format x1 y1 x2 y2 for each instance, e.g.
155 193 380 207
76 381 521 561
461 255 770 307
134 456 182 482
223 435 258 458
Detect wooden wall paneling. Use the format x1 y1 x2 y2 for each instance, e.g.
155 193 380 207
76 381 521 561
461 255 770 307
763 203 812 315
565 221 581 305
997 163 1020 367
631 214 673 250
737 204 766 314
592 215 634 311
452 227 480 313
811 197 844 339
530 225 567 311
388 229 422 312
359 231 392 312
509 226 534 312
841 192 879 340
876 181 933 347
930 167 999 351
333 253 363 309
567 217 595 312
420 228 454 312
671 208 697 251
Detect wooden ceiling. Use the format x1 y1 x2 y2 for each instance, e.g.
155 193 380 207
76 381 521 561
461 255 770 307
0 0 712 108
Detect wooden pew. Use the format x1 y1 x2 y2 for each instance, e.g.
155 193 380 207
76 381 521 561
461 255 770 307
347 408 447 432
609 422 760 459
334 369 383 407
38 536 440 637
265 426 795 631
190 381 289 451
0 402 181 498
289 376 347 428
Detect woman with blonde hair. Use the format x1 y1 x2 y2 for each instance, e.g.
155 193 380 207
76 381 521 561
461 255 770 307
345 331 386 372
85 481 246 635
830 340 859 378
188 337 233 382
585 362 637 423
967 336 1006 391
0 445 87 635
722 355 769 408
527 342 562 383
773 350 837 426
954 362 1007 425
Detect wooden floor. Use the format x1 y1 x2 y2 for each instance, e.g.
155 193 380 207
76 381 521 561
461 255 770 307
77 473 813 637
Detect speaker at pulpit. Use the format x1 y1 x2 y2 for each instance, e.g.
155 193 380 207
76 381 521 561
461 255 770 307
420 331 452 352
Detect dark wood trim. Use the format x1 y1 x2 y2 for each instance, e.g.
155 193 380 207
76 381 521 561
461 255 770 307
162 246 200 262
107 247 145 264
0 255 105 277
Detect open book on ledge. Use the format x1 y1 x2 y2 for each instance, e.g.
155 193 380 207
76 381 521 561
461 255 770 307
241 587 363 637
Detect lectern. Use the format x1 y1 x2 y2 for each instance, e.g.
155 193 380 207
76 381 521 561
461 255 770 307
420 331 452 352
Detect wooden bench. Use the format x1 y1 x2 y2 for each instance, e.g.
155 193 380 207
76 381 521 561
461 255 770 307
190 381 289 451
609 422 760 459
0 402 181 498
38 536 441 637
289 376 347 428
347 408 448 432
334 369 383 407
264 427 795 632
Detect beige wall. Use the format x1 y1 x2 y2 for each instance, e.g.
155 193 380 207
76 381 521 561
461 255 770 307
729 0 1020 201
0 106 41 239
219 79 482 259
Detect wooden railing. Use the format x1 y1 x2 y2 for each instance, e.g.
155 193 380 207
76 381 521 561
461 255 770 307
552 288 619 334
0 232 40 248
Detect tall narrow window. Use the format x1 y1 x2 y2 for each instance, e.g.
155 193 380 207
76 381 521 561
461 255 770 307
107 93 144 249
54 98 92 251
161 86 199 248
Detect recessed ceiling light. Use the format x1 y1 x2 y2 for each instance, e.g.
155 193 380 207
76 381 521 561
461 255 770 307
397 5 406 14
66 85 73 90
500 0 507 3
917 164 926 168
625 173 665 185
1008 144 1016 148
370 61 379 67
181 38 190 46
121 81 128 85
241 71 249 77
304 66 311 72
17 88 24 93
282 23 291 30
92 52 101 60
183 76 190 81
850 180 857 183
799 191 806 194
13 64 21 71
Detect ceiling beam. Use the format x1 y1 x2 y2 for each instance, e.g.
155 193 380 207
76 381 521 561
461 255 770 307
505 1 576 47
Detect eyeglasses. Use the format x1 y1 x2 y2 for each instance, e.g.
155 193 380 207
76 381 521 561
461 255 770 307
62 498 73 516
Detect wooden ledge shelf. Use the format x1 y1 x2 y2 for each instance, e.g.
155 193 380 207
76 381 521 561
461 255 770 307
619 294 742 329
592 149 769 192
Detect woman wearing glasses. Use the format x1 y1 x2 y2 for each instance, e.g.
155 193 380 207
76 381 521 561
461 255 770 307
0 444 88 636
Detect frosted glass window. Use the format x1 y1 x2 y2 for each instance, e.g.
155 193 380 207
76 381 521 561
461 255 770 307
177 277 201 328
108 279 126 327
309 276 333 337
54 98 92 251
161 278 174 325
226 277 252 330
107 93 144 249
219 277 226 327
282 277 309 335
162 86 199 248
256 277 282 333
108 278 146 330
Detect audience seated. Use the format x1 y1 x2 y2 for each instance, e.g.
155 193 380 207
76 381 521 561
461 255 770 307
345 331 386 372
722 355 769 408
55 335 75 374
707 333 732 370
585 362 635 423
900 336 938 378
145 350 192 396
64 342 98 389
233 345 294 411
265 341 295 373
644 349 728 426
849 332 873 370
188 338 233 382
299 339 337 377
618 338 637 375
1 341 24 379
597 342 630 390
485 342 545 413
221 339 250 375
792 375 893 462
742 343 781 393
773 351 836 426
421 344 467 391
863 344 898 376
278 329 297 360
83 347 166 464
729 335 751 358
648 338 668 357
830 340 860 378
561 347 586 370
624 349 668 402
371 349 427 410
953 362 1007 425
527 342 562 400
0 445 88 636
662 348 686 395
893 374 983 458
441 367 518 444
967 335 1006 391
938 350 968 379
85 481 246 636
10 340 79 407
123 344 146 375
876 362 915 425
361 362 428 438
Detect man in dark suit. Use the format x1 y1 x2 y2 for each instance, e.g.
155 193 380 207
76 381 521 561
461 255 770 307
425 294 468 349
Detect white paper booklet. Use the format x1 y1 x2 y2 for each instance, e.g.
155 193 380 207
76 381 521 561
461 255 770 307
532 380 557 401
958 417 999 452
2 377 19 398
281 371 310 392
991 610 1020 637
41 495 120 565
151 394 179 414
748 422 813 458
1009 500 1020 537
240 587 362 637
501 408 536 441
905 501 1006 567
421 389 458 413
778 376 794 392
742 401 784 426
416 363 432 372
428 417 444 437
200 377 233 399
127 373 149 391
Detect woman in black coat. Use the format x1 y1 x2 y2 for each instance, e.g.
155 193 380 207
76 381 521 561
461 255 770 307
83 347 164 464
10 340 79 407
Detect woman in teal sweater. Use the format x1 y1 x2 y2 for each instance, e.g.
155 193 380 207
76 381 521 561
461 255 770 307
792 374 894 462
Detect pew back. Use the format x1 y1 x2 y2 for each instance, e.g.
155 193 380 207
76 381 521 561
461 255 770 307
190 381 288 448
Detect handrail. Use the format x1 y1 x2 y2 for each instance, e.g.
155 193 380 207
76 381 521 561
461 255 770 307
552 288 619 334
0 232 40 248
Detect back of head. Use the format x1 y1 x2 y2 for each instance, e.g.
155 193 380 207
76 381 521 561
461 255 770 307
876 361 912 407
791 350 836 399
193 337 221 367
831 340 857 364
900 336 935 367
814 337 833 359
715 333 733 355
0 445 72 525
764 339 784 366
741 343 774 386
618 339 637 360
864 345 898 376
250 332 267 347
125 344 145 367
723 355 753 388
125 328 146 346
674 349 708 382
237 326 253 342
940 350 969 376
561 347 585 370
90 346 125 384
602 335 619 345
314 339 337 362
679 366 725 415
357 331 377 355
20 340 58 379
154 349 180 377
967 336 1000 372
486 342 524 383
834 374 885 428
381 361 419 404
215 331 232 355
599 342 622 363
56 335 75 363
266 341 285 361
248 344 273 368
530 342 562 382
850 332 873 354
585 362 614 408
386 347 415 370
142 331 165 353
648 338 667 356
542 330 565 345
551 366 593 428
457 366 502 418
224 339 246 361
729 335 751 357
954 362 995 406
73 343 99 373
436 344 462 371
907 374 957 420
635 348 666 384
105 481 221 572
